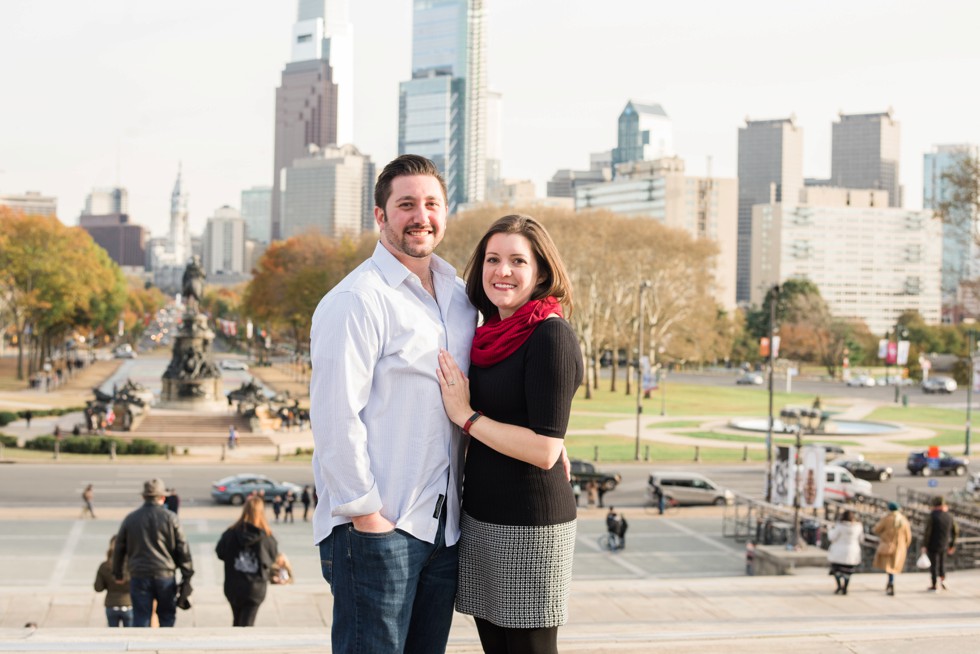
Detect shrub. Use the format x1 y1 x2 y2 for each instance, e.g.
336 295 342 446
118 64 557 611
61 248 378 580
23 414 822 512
127 439 164 455
0 433 18 447
0 412 18 427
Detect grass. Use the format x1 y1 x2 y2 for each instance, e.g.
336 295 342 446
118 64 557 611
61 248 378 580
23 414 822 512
901 429 972 448
565 433 768 464
573 383 820 417
865 405 969 426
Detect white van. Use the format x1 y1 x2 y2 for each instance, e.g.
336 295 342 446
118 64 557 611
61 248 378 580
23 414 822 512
646 472 734 506
823 465 872 501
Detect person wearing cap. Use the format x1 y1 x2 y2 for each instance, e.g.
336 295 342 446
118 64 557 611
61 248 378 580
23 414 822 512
112 478 193 627
872 501 912 596
923 495 959 591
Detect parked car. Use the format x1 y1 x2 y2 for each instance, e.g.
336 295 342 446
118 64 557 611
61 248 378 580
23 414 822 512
211 473 303 505
907 450 969 476
823 465 873 501
569 460 621 492
646 471 734 506
876 375 913 386
922 376 957 394
840 459 893 482
810 443 847 460
113 344 137 359
845 375 876 387
735 372 764 385
220 359 249 371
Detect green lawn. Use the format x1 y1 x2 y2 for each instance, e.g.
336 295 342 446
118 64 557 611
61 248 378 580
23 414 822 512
902 429 973 448
865 405 969 426
565 434 767 464
573 384 820 417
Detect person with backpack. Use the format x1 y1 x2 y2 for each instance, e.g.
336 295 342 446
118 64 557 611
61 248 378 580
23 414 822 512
215 496 279 626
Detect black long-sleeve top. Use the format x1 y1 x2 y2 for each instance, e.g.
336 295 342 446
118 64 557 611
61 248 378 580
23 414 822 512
462 318 583 527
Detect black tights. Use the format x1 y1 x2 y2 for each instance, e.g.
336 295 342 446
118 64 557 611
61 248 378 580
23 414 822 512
229 598 262 626
475 618 558 654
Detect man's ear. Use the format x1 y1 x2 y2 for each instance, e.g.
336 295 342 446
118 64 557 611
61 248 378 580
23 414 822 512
374 206 386 230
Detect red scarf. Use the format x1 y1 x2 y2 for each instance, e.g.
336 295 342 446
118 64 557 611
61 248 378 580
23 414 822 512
471 297 563 368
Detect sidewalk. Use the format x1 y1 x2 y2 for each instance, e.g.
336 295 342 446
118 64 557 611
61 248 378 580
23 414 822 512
1 570 978 652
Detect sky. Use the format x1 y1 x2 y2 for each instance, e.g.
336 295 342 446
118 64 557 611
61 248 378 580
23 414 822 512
2 0 979 237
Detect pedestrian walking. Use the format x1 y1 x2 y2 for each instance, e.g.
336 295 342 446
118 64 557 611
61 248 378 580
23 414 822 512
112 478 193 627
94 536 132 627
872 501 912 596
164 488 180 514
300 485 311 522
586 480 599 508
24 410 32 429
228 425 238 450
215 496 278 627
282 491 295 523
81 484 96 519
923 495 959 592
827 510 863 595
271 494 282 523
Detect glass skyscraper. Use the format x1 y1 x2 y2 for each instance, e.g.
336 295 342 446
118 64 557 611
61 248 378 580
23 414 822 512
399 0 486 213
924 144 980 306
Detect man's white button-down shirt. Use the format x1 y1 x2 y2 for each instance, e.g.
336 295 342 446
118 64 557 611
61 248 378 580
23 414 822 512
310 242 477 546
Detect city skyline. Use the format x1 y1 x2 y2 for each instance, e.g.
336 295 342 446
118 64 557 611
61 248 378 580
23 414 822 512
2 0 979 237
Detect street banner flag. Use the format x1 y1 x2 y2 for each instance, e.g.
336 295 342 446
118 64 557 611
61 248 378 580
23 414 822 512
759 337 769 357
800 446 825 509
772 336 781 358
896 340 911 366
885 341 898 365
878 339 888 359
772 446 795 506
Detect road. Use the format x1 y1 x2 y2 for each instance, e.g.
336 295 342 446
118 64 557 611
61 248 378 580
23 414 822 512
1 461 970 510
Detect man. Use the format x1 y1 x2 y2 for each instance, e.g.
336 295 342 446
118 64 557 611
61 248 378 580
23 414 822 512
310 154 477 653
922 495 959 591
113 478 193 627
164 488 180 514
605 506 628 550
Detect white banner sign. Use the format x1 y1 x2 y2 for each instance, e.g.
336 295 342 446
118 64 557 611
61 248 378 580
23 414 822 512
799 446 826 508
772 446 795 506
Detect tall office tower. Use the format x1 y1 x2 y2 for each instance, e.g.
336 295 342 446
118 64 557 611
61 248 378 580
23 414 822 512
831 109 901 207
280 144 375 239
399 0 486 213
271 0 353 240
611 101 673 170
736 117 804 303
79 213 147 269
83 187 128 216
240 186 272 244
924 144 980 311
203 206 247 277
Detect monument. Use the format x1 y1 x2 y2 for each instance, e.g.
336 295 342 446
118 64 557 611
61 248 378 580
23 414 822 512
160 257 222 405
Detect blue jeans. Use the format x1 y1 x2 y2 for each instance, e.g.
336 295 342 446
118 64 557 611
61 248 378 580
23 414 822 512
130 576 177 627
105 606 133 627
319 515 457 653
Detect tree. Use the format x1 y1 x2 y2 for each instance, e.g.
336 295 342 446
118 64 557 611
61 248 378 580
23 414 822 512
935 150 980 314
242 231 375 351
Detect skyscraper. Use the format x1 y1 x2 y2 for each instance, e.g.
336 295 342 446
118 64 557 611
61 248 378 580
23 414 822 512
399 0 486 213
736 117 804 303
83 187 128 216
203 206 247 277
240 186 272 244
611 101 673 170
831 110 901 207
271 0 353 240
924 144 980 308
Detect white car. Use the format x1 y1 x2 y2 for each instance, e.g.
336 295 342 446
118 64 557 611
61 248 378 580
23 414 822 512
922 376 957 394
823 465 873 501
845 375 876 387
220 359 249 371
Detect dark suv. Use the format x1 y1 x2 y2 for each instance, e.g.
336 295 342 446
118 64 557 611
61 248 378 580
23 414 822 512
906 450 969 477
570 460 621 491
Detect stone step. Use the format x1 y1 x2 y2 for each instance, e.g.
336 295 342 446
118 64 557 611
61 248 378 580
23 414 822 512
135 413 252 434
108 432 275 447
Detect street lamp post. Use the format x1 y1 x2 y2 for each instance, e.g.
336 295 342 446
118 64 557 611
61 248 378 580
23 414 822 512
765 284 780 504
967 326 975 456
634 281 651 461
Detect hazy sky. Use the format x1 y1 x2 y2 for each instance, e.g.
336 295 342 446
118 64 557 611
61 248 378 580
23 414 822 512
2 0 979 237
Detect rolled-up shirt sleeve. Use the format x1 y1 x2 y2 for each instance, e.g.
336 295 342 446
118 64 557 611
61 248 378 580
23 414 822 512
311 289 385 518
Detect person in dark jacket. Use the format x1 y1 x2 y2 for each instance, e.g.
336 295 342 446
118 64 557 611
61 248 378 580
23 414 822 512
94 536 132 627
164 488 180 514
112 478 193 627
271 493 282 522
922 495 959 591
215 495 279 626
300 485 312 522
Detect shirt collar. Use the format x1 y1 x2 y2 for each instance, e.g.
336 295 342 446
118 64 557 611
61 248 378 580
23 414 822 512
371 241 457 288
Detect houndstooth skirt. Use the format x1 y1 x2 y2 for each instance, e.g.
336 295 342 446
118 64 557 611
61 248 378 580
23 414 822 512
456 511 576 628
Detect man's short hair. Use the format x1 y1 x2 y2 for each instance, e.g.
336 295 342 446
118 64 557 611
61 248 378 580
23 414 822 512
374 154 447 212
931 495 945 507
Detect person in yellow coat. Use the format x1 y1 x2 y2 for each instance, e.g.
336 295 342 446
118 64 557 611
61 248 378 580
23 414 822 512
872 501 912 596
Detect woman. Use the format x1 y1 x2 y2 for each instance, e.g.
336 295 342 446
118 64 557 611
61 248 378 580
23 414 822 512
872 501 912 596
215 496 279 626
438 214 583 654
827 510 863 595
93 535 132 627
